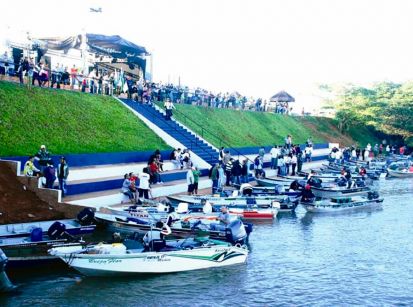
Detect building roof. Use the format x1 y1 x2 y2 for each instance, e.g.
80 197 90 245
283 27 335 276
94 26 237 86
270 91 295 103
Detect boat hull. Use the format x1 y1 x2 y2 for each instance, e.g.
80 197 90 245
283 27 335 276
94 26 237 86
54 245 248 276
311 186 370 198
301 198 383 213
0 220 95 239
387 169 413 178
167 194 292 208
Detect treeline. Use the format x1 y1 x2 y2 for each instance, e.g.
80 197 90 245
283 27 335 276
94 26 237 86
320 82 413 146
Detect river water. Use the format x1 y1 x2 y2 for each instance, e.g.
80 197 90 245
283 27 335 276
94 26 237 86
1 178 413 306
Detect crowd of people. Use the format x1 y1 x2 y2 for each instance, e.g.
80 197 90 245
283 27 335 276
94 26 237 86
121 148 197 203
22 139 411 201
329 143 409 164
207 136 315 194
23 145 69 197
0 50 296 114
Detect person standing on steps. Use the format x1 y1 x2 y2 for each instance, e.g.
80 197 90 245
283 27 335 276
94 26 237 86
44 162 56 189
291 154 297 176
186 167 195 195
192 166 201 194
270 145 279 170
297 152 304 173
225 158 234 186
35 145 52 173
219 147 225 164
57 157 69 197
209 163 220 194
164 98 175 120
137 167 152 201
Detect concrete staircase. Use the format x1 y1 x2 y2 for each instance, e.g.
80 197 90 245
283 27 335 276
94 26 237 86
120 99 219 166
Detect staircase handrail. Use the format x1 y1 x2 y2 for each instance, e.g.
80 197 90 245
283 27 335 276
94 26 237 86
171 106 254 163
131 101 217 163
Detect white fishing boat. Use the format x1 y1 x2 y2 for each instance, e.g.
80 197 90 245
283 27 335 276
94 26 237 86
301 194 383 213
49 238 248 276
167 194 295 209
387 168 413 178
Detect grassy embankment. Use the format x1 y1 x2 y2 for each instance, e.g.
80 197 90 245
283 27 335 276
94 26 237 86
169 104 382 147
0 81 169 156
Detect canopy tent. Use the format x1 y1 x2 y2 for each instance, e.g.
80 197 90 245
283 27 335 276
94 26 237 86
86 33 148 58
32 33 148 74
270 91 295 103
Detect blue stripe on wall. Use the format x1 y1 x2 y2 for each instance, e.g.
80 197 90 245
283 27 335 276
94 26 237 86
2 150 173 170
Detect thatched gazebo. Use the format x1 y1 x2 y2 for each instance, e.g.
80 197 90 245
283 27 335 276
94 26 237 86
270 91 295 114
270 90 295 103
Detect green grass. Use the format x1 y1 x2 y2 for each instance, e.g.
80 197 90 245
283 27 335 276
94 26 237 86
0 81 170 156
166 103 381 148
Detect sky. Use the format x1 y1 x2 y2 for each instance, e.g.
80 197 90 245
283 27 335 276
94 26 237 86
1 0 413 111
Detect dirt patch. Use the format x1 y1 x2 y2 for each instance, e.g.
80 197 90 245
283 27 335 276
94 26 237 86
0 163 65 224
301 121 354 146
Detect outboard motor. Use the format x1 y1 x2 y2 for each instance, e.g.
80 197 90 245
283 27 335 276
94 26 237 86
242 187 253 197
47 221 73 241
77 208 95 226
367 191 380 200
225 220 248 244
0 249 16 292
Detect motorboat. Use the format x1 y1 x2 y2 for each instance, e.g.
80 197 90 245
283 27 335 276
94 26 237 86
387 168 413 178
230 184 301 197
301 192 383 213
387 160 413 178
95 212 252 244
310 185 371 199
49 238 249 276
0 208 96 239
167 194 297 214
0 209 96 268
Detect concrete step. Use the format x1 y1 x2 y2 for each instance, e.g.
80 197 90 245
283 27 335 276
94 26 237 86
65 169 198 196
66 178 213 208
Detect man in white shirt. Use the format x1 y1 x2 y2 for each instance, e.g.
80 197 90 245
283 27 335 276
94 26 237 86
305 146 313 162
137 168 151 200
270 145 279 170
186 167 195 195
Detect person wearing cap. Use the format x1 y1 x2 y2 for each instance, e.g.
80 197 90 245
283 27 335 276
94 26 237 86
57 157 69 197
23 156 41 177
301 184 315 202
35 145 52 172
